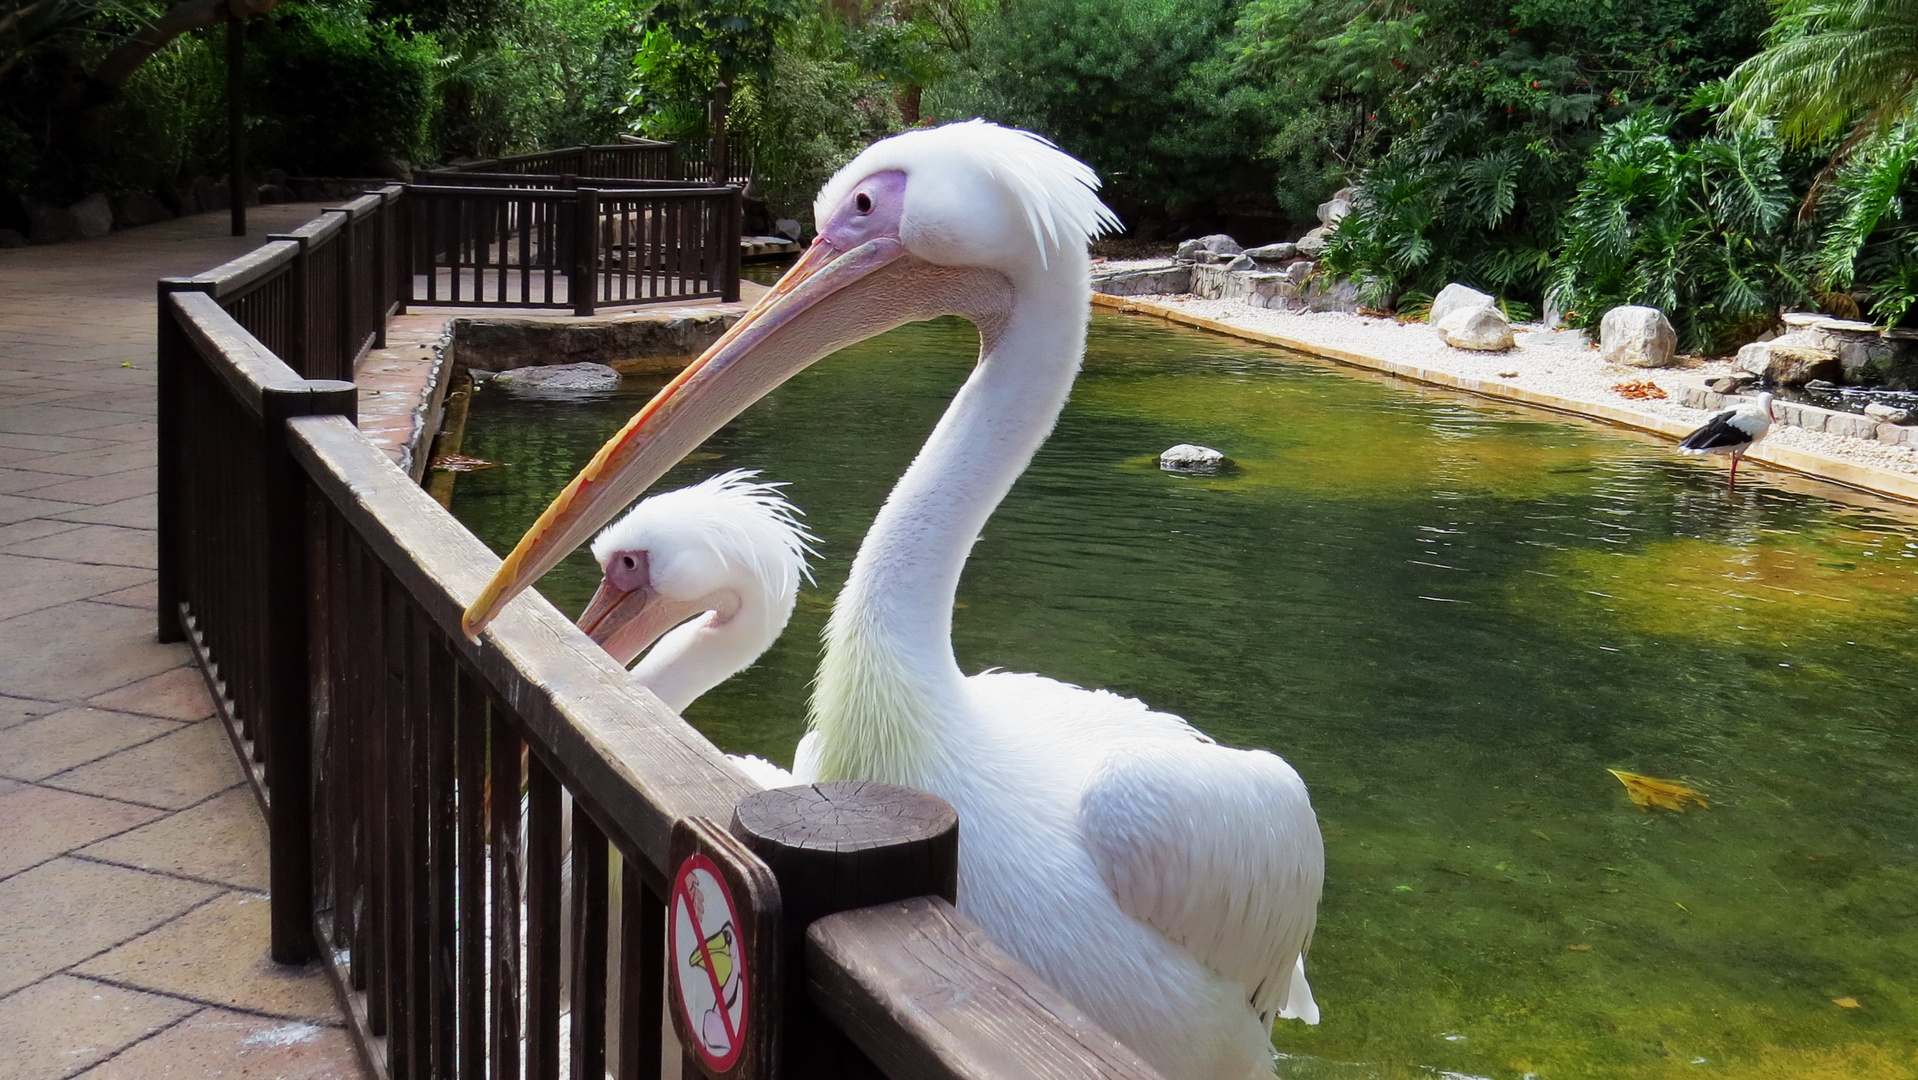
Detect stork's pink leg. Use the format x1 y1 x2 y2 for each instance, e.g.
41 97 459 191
1728 453 1740 493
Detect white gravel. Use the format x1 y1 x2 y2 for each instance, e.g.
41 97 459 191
1130 294 1918 477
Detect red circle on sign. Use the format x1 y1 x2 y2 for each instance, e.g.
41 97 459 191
669 852 748 1073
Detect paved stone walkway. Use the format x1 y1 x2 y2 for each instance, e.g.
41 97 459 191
0 207 369 1079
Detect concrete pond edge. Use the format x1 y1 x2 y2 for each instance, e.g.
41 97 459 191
1092 292 1918 507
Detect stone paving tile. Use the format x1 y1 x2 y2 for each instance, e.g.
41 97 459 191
77 422 159 444
0 858 217 996
0 553 148 621
2 523 156 569
0 517 90 546
0 492 90 525
16 469 156 508
0 973 197 1080
90 581 156 610
49 719 244 810
0 404 128 437
0 468 76 494
73 1006 366 1080
87 666 215 722
19 442 155 478
0 785 161 879
0 433 103 455
0 694 60 731
81 788 267 891
0 707 180 782
75 892 341 1022
0 601 188 700
48 494 156 530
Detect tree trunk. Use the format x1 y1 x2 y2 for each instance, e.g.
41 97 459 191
90 0 283 91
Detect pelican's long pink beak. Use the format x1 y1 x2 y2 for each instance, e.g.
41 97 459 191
461 237 909 639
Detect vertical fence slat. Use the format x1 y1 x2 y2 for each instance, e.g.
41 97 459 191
458 669 487 1080
570 807 609 1080
491 709 523 1080
525 754 563 1080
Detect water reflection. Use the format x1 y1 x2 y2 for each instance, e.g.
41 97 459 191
452 312 1918 1080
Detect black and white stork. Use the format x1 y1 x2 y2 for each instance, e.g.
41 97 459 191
1679 391 1775 491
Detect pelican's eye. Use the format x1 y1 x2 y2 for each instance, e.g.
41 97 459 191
621 555 638 571
855 191 873 214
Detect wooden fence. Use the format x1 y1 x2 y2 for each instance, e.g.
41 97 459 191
405 183 741 313
439 142 683 184
155 196 1163 1080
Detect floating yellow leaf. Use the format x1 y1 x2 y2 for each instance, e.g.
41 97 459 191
432 454 499 472
1608 769 1709 812
1834 997 1860 1009
1567 944 1592 951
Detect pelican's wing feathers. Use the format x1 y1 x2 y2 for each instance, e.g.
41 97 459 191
1079 737 1325 1026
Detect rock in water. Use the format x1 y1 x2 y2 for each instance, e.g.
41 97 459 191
1436 304 1515 351
774 217 802 241
1160 444 1230 472
1428 283 1494 326
1865 402 1913 424
1599 306 1678 368
490 362 622 393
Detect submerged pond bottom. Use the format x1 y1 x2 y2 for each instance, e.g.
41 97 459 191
451 312 1918 1080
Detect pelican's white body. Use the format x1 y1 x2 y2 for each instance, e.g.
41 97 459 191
794 125 1323 1080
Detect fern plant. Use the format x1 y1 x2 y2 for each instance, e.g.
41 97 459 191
1813 124 1918 324
1548 110 1806 353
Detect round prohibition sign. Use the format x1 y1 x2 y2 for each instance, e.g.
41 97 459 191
670 852 749 1072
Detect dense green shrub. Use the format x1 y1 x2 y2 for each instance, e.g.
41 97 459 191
245 1 438 174
1547 109 1806 353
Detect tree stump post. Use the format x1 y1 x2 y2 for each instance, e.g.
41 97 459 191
730 781 957 1080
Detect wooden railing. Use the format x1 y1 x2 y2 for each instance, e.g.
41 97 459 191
157 196 1164 1080
405 183 741 313
438 142 682 183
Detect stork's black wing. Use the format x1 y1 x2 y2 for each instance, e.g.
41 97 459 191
1679 410 1751 451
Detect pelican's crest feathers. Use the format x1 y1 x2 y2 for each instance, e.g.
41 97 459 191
590 469 817 601
816 120 1121 268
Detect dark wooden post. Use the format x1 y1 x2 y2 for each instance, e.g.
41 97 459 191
261 378 358 964
267 230 312 377
574 187 600 317
228 13 246 237
324 208 356 368
154 281 213 644
710 76 731 185
723 187 742 304
731 781 958 1080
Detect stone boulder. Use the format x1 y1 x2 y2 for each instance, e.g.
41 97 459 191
1244 242 1297 262
1176 234 1242 261
1429 283 1494 326
1302 277 1362 313
1283 260 1315 285
1223 253 1256 271
1316 196 1353 228
1091 264 1192 297
1295 226 1333 258
1436 304 1515 351
0 228 26 248
1865 402 1913 424
258 184 295 205
1760 341 1844 386
773 217 802 241
25 202 79 244
1599 306 1678 368
1159 444 1230 472
111 192 172 229
192 176 223 211
489 362 622 393
69 194 113 238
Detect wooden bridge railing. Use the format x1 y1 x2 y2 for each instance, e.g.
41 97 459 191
156 196 1163 1080
436 142 682 183
405 183 742 313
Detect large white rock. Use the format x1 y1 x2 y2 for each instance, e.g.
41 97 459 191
1436 304 1515 351
1295 226 1333 257
1429 283 1494 326
1599 306 1678 368
1159 443 1230 472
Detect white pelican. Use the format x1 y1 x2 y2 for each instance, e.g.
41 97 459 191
465 121 1325 1080
576 469 817 786
1679 391 1774 491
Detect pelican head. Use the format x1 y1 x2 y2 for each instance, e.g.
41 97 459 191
577 469 814 668
463 121 1117 637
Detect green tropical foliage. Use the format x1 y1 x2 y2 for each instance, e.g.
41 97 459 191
1726 0 1918 150
1548 110 1805 352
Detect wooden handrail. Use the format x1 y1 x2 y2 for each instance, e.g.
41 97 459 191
808 897 1168 1080
288 413 758 884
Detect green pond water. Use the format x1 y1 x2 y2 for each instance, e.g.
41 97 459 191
450 312 1918 1080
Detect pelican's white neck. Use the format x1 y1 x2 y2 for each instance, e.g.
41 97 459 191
629 587 785 715
809 254 1091 783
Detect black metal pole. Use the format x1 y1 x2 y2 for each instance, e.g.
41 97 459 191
228 13 246 237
